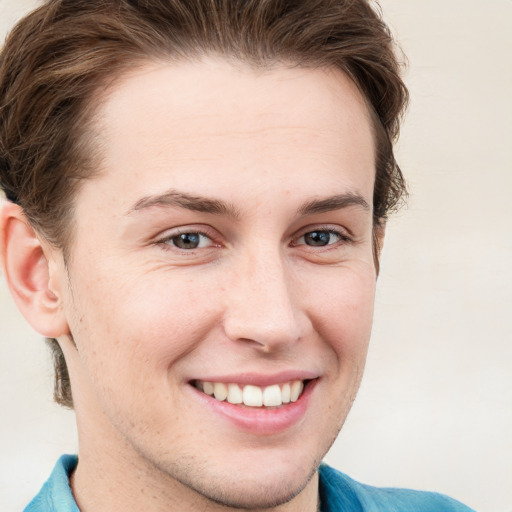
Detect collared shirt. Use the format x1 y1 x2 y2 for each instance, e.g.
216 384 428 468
24 455 79 512
24 455 476 511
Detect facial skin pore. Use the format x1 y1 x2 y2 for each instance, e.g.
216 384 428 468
9 58 379 512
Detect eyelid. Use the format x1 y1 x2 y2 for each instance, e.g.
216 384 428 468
155 224 222 248
291 224 353 246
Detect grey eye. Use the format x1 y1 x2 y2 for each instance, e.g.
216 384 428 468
302 231 340 247
169 233 203 249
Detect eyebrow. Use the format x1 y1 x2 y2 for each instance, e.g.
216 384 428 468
128 189 370 218
129 190 241 218
297 193 370 216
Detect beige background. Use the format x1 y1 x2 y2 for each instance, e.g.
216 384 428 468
1 1 511 510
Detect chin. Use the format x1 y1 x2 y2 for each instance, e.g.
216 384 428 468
188 466 318 509
158 451 320 510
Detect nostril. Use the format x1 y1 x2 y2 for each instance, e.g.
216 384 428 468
236 336 294 354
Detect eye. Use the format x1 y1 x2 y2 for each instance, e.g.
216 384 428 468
296 229 344 247
163 231 214 250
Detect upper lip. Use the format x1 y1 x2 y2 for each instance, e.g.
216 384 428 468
189 370 320 387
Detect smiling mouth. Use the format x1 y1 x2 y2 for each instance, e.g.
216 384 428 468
193 380 308 408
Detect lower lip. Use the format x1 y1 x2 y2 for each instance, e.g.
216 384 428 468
189 380 317 436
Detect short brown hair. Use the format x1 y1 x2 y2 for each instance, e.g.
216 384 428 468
0 0 408 407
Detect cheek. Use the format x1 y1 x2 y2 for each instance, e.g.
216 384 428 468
303 264 376 357
121 276 219 355
69 269 218 377
62 273 206 431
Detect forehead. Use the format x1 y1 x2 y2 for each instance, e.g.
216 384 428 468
78 58 375 215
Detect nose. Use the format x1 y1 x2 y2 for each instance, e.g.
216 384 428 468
222 245 306 353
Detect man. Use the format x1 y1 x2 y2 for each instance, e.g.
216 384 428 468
0 1 475 511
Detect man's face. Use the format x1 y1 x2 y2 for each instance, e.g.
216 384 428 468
58 58 377 508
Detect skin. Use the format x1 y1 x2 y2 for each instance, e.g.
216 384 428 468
1 58 380 512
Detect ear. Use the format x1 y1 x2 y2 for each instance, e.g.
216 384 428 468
0 200 69 338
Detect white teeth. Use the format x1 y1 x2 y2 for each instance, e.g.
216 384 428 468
213 382 228 401
197 379 306 408
227 383 243 404
263 384 282 406
203 382 214 396
290 380 304 402
281 383 291 404
243 385 263 407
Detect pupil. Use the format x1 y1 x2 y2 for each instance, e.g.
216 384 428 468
305 231 330 246
174 233 200 249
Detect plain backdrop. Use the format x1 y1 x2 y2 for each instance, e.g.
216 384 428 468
1 1 511 511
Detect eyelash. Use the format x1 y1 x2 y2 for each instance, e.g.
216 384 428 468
292 228 352 248
156 227 219 252
156 225 352 253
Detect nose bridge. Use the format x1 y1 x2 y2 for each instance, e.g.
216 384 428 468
223 241 303 350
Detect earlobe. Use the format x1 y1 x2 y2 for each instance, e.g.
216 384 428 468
0 201 69 338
